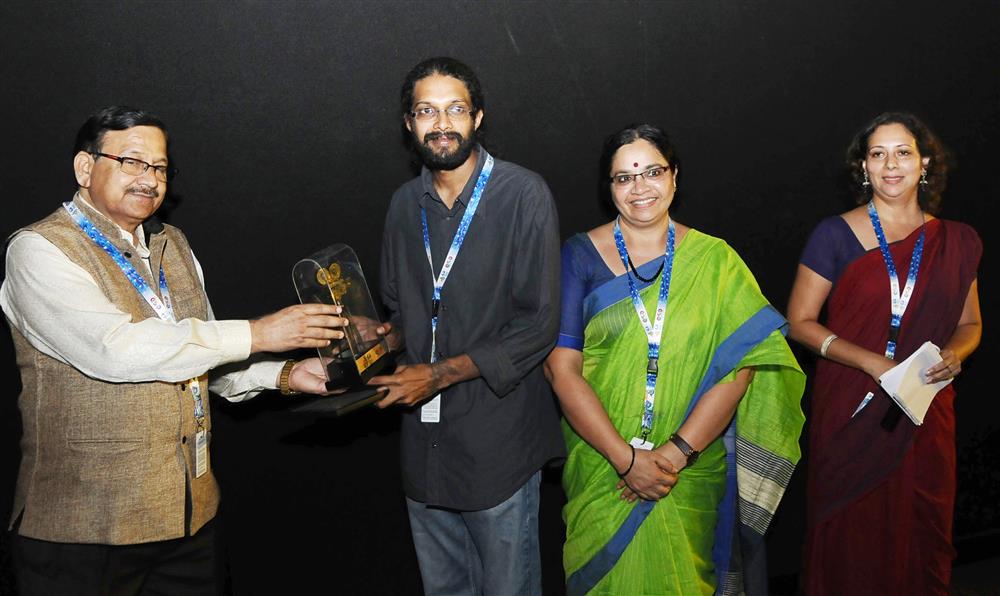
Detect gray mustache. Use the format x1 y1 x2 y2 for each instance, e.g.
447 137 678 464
127 186 159 198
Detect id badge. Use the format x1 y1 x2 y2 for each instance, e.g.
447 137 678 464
629 436 654 451
421 394 441 423
194 429 208 478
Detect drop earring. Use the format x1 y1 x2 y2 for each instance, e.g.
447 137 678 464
862 170 870 188
920 169 928 186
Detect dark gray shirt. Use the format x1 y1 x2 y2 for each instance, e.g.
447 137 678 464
380 148 565 510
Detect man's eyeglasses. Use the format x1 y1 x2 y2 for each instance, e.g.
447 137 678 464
409 104 473 122
92 152 177 182
611 165 671 188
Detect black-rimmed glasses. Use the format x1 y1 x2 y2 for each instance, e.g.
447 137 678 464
611 165 670 187
92 152 177 181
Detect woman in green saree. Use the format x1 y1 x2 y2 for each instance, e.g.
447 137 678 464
545 124 805 595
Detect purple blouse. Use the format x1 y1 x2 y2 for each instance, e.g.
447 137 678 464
800 216 866 283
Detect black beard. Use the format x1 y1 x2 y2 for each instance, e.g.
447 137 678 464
415 131 477 171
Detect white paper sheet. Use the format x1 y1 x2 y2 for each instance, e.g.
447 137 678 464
877 341 952 425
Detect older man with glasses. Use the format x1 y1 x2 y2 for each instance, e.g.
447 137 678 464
1 105 346 596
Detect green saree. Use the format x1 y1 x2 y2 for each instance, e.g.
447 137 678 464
558 230 804 595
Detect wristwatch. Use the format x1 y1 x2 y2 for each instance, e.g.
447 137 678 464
668 433 700 466
279 360 300 395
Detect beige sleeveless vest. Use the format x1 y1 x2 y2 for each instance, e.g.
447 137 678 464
8 198 220 544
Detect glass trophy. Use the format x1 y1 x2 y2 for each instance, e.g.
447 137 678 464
291 244 395 414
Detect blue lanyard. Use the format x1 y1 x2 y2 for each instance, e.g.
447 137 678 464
64 201 205 424
612 217 675 439
867 200 925 360
420 153 495 364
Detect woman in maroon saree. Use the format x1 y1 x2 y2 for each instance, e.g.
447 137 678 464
787 113 982 595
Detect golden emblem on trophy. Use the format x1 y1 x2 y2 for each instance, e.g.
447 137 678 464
316 263 351 301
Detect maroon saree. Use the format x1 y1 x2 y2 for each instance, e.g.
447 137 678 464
801 219 981 596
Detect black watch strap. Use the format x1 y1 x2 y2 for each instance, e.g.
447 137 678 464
668 433 700 465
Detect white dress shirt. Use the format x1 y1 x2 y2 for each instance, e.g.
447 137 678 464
1 199 282 401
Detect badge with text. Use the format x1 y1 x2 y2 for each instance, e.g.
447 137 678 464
194 429 208 478
421 394 442 423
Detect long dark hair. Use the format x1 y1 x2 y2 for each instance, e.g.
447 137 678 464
845 112 948 214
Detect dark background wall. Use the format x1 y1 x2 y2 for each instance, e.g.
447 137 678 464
1 2 996 594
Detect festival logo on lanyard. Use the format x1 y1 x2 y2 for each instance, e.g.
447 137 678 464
867 200 925 360
613 217 675 442
418 153 495 423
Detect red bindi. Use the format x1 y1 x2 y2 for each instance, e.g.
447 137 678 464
633 162 639 168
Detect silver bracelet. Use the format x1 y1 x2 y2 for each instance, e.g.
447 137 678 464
820 334 839 358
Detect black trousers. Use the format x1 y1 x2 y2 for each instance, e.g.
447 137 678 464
10 518 220 596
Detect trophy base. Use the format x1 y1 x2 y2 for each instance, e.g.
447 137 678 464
287 387 388 416
323 342 396 392
287 341 396 417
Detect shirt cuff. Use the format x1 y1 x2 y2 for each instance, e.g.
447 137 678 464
210 359 285 402
214 319 253 362
247 359 285 392
467 343 519 397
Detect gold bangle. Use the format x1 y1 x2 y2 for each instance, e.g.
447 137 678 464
820 334 839 358
279 360 300 395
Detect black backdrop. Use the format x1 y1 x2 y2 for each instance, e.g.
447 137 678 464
1 2 996 594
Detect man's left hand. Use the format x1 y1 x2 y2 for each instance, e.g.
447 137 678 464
369 364 439 408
